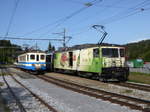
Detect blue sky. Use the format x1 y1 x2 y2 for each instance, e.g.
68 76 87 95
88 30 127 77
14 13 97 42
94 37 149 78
0 0 150 50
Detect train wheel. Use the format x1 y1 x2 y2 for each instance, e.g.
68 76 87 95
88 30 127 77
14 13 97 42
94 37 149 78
118 76 127 82
99 77 107 82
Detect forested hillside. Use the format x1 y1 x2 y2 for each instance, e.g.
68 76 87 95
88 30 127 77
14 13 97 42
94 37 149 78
0 40 22 64
0 39 150 63
125 39 150 61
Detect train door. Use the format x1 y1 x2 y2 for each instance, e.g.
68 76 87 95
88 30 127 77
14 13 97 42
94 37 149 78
46 54 53 71
69 52 73 67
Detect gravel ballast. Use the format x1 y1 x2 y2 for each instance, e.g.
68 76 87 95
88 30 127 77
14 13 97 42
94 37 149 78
2 68 146 112
9 74 141 112
44 72 150 101
0 75 51 112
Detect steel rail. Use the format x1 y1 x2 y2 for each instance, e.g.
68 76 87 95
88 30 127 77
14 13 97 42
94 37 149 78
111 82 150 92
38 75 150 112
1 68 26 112
6 71 58 112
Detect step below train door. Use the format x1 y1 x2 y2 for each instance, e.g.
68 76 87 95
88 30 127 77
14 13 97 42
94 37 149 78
69 52 73 67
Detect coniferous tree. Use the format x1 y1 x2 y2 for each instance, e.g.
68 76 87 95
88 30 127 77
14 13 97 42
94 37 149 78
47 42 55 53
0 40 22 64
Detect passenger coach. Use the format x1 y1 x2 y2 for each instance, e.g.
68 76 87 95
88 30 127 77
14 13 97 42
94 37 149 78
17 51 46 72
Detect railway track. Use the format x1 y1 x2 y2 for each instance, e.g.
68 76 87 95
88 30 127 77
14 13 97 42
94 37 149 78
14 66 150 92
37 75 150 112
1 67 58 112
7 67 150 111
111 82 150 92
1 68 26 112
52 72 150 92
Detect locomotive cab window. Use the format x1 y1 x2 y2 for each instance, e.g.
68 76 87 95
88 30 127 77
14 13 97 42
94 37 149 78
41 55 45 60
102 48 118 58
93 48 99 57
30 55 35 60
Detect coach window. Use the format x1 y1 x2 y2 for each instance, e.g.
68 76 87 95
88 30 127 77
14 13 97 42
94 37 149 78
41 55 45 60
93 48 99 57
30 55 35 60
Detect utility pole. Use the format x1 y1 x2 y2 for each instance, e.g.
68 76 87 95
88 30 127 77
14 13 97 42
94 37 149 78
53 28 72 48
63 28 66 47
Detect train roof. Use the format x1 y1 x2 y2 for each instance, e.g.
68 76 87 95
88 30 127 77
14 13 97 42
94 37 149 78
18 50 45 56
25 51 45 54
56 43 124 52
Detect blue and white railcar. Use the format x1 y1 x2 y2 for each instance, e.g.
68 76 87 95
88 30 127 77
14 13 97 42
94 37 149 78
17 52 46 71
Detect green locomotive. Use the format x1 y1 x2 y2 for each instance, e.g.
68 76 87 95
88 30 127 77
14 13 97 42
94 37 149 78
53 44 129 82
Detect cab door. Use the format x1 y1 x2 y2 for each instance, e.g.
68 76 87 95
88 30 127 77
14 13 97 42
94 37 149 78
46 54 53 71
69 52 73 67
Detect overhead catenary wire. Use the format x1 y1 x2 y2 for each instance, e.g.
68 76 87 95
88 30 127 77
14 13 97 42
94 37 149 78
0 36 63 41
98 0 150 25
39 0 103 36
69 0 123 35
71 0 150 37
0 46 21 49
4 0 20 39
20 17 67 37
63 0 127 8
100 8 145 25
73 8 148 37
19 0 102 37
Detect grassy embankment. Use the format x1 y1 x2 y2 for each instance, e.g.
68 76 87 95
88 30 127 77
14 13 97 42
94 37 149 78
128 72 150 84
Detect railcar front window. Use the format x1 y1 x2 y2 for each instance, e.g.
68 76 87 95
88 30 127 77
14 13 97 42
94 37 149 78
102 48 118 57
120 49 125 57
41 55 45 60
37 55 39 61
30 55 35 60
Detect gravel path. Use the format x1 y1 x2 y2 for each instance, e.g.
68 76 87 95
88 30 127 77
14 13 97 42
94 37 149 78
44 72 150 101
0 75 51 112
11 74 141 112
1 68 144 112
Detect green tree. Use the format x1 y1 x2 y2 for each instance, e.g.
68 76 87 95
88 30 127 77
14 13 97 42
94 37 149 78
0 40 22 64
47 42 55 53
125 39 150 61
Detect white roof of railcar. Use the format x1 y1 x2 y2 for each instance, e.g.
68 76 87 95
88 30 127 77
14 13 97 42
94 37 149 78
56 43 125 53
18 51 46 57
